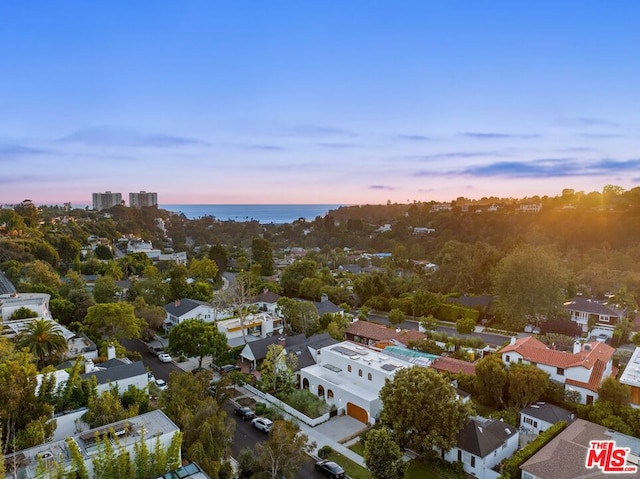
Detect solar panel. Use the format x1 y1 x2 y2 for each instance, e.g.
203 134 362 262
381 363 398 371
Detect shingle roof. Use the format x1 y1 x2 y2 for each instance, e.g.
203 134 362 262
313 299 344 315
81 360 146 385
164 298 209 317
431 356 476 376
501 336 615 370
456 417 517 458
521 402 575 425
564 296 620 316
521 419 640 479
254 290 281 304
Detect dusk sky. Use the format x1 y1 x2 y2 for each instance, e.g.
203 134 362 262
2 1 640 206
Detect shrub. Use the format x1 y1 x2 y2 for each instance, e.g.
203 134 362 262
278 389 329 418
318 445 333 459
255 402 266 415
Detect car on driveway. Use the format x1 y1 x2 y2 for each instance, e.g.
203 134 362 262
154 379 168 391
220 364 241 374
251 417 273 433
158 353 172 363
234 406 256 421
315 460 346 478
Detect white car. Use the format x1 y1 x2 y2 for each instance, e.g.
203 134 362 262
154 379 168 391
251 417 273 433
158 353 172 363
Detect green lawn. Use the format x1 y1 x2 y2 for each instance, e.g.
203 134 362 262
326 452 371 479
349 441 365 456
347 442 443 479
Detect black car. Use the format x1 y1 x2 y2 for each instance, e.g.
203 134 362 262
234 406 255 421
220 364 241 374
314 460 346 479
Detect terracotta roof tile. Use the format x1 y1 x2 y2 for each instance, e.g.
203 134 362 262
501 337 615 370
432 356 476 376
345 321 426 345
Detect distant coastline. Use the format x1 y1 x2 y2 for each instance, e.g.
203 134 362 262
160 204 344 224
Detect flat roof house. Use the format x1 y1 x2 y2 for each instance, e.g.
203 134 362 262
619 346 640 408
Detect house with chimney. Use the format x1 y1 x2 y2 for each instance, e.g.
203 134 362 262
253 289 281 315
163 298 223 331
564 295 625 339
500 336 616 405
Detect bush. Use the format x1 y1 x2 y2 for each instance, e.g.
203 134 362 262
255 402 266 415
318 445 333 459
278 389 329 418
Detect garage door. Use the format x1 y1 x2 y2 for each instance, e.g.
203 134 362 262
346 403 368 423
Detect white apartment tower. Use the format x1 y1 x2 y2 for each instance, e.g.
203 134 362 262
92 191 122 211
129 191 158 208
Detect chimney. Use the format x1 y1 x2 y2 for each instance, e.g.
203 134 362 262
573 341 581 354
174 299 181 308
278 337 286 348
84 359 94 374
320 293 329 303
509 336 516 346
107 344 116 360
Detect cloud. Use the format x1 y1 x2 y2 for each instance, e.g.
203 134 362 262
558 117 620 128
557 147 596 153
396 134 433 141
415 157 640 179
407 151 502 161
317 142 359 149
60 127 209 147
246 144 286 151
369 185 395 191
462 132 541 140
0 144 52 159
289 125 358 138
577 133 623 139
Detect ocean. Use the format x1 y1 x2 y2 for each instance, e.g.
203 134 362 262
160 204 344 224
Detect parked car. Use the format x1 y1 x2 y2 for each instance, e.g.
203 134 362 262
158 353 172 363
207 385 217 396
314 461 346 479
234 406 255 421
251 417 273 433
220 364 241 374
154 379 168 391
147 372 156 383
148 345 165 356
316 461 347 479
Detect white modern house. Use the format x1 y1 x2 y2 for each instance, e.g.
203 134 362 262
163 298 221 331
441 417 518 479
216 312 284 347
3 410 180 479
0 292 53 321
500 336 616 405
619 346 640 408
299 341 412 424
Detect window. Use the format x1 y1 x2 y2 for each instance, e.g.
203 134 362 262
348 365 352 373
522 472 536 479
556 367 564 376
505 355 510 363
470 456 475 468
368 372 372 381
358 369 363 377
457 450 462 462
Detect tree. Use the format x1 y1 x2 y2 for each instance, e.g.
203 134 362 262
506 363 550 409
22 259 62 290
597 377 631 407
17 318 69 369
456 317 476 335
279 259 318 296
364 428 406 479
9 307 38 320
358 306 370 321
474 354 507 408
82 388 138 428
208 243 228 280
94 244 113 260
379 366 474 457
255 420 314 479
419 315 438 332
277 298 320 336
252 237 275 276
231 272 258 344
388 308 405 325
84 303 145 343
168 319 228 369
259 344 298 394
93 275 121 303
492 245 568 331
189 257 219 282
13 199 40 227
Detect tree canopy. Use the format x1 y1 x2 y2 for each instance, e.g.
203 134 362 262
168 318 228 369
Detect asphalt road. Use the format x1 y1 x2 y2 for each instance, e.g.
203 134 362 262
121 338 182 382
223 401 321 479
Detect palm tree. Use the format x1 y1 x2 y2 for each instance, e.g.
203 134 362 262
17 318 69 368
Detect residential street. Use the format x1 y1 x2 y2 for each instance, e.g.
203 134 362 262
120 338 182 382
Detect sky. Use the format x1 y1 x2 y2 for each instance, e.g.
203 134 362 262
2 1 640 206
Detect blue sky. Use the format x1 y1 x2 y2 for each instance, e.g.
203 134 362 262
2 1 640 205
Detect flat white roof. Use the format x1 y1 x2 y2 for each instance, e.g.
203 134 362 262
620 346 640 387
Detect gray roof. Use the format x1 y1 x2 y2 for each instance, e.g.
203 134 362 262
456 417 517 458
164 298 209 317
521 419 640 479
564 296 620 317
81 360 146 385
0 271 16 295
254 290 281 304
313 299 344 316
521 402 576 425
285 332 339 369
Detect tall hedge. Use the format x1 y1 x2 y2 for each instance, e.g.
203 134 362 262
438 303 479 322
499 420 567 479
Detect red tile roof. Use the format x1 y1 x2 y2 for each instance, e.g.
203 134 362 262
431 356 476 376
500 336 615 370
345 321 426 345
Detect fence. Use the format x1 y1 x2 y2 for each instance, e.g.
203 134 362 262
242 383 331 427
